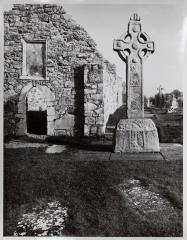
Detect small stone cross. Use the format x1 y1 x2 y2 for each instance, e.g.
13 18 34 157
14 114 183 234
114 13 155 118
157 85 164 95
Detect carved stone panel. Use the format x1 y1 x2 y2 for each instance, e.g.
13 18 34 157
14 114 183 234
129 86 142 111
130 63 141 86
114 119 160 152
128 60 142 118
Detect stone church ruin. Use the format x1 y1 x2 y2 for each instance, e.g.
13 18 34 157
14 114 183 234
4 4 122 137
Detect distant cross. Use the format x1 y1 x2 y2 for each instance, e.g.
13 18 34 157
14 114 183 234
157 85 164 96
114 13 155 118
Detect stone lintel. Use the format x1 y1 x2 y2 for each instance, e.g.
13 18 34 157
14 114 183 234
19 75 49 81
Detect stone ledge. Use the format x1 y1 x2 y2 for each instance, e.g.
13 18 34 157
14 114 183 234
19 75 49 81
110 152 164 161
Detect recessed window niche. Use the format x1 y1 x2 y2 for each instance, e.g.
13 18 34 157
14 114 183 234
20 39 48 80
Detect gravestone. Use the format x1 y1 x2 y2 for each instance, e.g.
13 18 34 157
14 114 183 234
168 95 179 113
171 96 178 109
113 13 160 152
155 85 165 108
157 85 164 96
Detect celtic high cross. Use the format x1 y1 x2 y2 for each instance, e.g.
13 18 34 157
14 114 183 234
157 85 164 96
114 13 155 119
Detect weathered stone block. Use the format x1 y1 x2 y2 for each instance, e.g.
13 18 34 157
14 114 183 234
96 116 104 124
15 113 24 119
93 107 103 116
84 110 93 117
84 124 90 136
97 83 103 93
54 114 75 130
84 88 96 94
85 102 97 111
39 13 49 22
85 116 95 125
90 126 97 135
47 115 56 121
16 118 26 136
114 119 160 153
91 93 103 102
97 125 105 136
47 121 55 135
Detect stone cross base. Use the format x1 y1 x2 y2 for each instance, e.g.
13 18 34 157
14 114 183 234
114 119 160 153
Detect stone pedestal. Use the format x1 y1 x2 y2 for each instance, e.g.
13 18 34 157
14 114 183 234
114 119 160 152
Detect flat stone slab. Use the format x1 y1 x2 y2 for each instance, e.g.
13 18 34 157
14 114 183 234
110 152 164 161
160 143 183 161
115 178 179 229
45 145 68 154
114 119 160 153
14 201 68 236
4 140 48 149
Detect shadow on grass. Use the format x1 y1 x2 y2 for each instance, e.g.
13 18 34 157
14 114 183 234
46 135 113 152
4 148 183 237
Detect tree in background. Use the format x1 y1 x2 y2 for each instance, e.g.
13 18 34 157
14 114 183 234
154 93 165 108
164 93 173 109
164 90 183 109
155 93 165 108
148 89 183 109
149 96 155 106
172 89 183 108
177 97 183 108
154 85 165 108
144 96 148 108
172 89 183 99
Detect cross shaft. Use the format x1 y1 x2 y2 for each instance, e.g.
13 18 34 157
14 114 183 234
113 13 155 119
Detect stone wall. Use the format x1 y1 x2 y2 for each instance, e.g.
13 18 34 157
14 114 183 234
103 60 122 127
84 63 104 136
27 87 47 111
4 4 121 137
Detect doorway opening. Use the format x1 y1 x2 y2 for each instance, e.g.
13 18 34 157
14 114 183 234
74 66 85 137
26 87 48 135
26 110 47 135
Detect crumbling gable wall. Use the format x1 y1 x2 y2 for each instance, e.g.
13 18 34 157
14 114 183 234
103 61 122 127
4 4 121 137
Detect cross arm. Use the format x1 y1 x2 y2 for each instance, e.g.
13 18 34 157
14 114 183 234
113 39 130 51
113 39 131 62
138 40 155 60
145 41 154 53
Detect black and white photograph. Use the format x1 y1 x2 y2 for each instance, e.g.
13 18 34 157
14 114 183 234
1 0 185 238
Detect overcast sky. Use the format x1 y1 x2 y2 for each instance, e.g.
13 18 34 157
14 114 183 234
1 0 187 97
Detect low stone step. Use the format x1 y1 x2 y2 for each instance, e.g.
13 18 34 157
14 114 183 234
106 126 115 129
105 126 115 134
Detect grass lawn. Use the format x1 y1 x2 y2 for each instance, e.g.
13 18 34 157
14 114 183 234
4 147 183 237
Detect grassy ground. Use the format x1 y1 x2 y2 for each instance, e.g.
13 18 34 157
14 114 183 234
4 147 183 236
